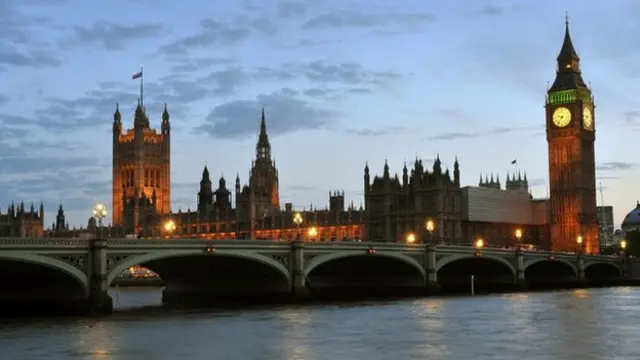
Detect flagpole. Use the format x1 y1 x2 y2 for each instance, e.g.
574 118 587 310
140 66 144 108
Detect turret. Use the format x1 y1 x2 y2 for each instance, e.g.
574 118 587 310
433 154 441 175
402 162 408 187
364 162 370 195
453 157 460 185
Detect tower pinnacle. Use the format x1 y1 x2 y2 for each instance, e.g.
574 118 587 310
256 108 271 160
548 16 587 92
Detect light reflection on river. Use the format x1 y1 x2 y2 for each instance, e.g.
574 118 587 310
1 287 640 360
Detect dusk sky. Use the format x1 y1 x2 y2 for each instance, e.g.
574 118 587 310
1 0 639 228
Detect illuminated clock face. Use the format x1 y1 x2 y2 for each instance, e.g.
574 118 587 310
552 107 572 127
583 107 593 130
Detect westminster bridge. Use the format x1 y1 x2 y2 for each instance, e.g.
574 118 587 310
0 238 634 315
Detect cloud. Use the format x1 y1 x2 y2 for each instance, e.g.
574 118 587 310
158 18 271 55
7 66 250 132
63 21 167 50
346 127 409 137
0 0 63 69
301 11 436 31
478 6 504 16
254 61 403 91
169 57 236 73
6 60 396 136
0 139 108 216
624 110 640 126
277 0 308 18
0 94 9 106
288 185 315 192
428 125 541 140
597 162 636 172
0 48 61 68
194 88 335 139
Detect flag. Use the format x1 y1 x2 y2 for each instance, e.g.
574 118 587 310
511 159 517 165
132 71 142 80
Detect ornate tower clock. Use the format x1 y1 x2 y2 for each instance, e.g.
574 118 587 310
545 20 598 253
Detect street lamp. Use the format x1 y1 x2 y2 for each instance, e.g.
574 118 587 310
92 203 107 239
620 240 627 254
293 212 303 240
308 226 318 241
425 219 435 244
163 220 176 238
475 238 484 250
406 232 416 244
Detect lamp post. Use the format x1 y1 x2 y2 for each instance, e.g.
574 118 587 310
293 212 303 240
425 219 435 245
92 203 107 239
406 232 416 244
620 240 627 255
163 220 176 238
475 238 484 251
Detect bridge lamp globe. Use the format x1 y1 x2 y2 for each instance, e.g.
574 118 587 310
515 229 522 241
163 220 176 235
577 235 583 245
406 233 416 244
92 203 107 221
92 203 108 239
308 226 318 239
475 238 484 249
621 240 627 250
293 212 303 227
425 220 434 232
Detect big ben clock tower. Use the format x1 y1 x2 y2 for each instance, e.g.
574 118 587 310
545 18 598 254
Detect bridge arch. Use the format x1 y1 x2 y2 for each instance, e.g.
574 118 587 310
107 249 290 286
436 254 516 278
435 254 517 292
524 258 578 277
304 251 426 279
584 261 622 280
0 253 89 294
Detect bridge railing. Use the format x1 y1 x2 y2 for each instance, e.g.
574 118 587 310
0 238 90 246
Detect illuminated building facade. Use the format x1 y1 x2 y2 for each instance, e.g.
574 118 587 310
112 101 171 230
545 20 598 253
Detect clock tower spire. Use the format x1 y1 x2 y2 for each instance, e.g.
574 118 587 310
545 17 598 254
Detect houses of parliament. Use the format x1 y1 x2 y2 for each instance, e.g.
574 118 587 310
40 20 601 253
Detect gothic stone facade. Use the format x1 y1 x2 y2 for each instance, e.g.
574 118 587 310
0 202 44 237
364 157 462 243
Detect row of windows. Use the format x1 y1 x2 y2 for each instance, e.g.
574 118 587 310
121 168 163 188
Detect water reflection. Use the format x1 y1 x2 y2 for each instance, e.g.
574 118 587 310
273 308 313 360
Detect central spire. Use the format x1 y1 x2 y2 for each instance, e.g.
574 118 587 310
256 108 271 160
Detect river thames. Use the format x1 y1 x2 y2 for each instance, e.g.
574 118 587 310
1 287 639 360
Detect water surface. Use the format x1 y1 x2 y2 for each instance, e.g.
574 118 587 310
1 287 638 360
